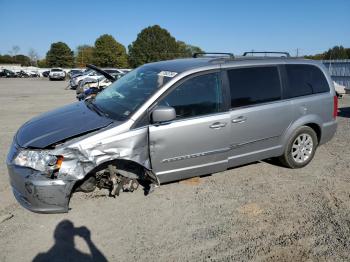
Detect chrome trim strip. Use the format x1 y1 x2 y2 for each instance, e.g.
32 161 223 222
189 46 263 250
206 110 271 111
161 147 230 163
156 159 228 176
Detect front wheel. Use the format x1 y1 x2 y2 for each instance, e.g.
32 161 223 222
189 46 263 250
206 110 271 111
279 126 318 168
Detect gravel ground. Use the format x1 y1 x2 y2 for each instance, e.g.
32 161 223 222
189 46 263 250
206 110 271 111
0 78 349 262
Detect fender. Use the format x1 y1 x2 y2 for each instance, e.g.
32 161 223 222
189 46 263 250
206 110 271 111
281 114 322 151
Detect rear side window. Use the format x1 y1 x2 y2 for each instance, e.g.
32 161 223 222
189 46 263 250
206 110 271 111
228 66 281 108
285 64 329 98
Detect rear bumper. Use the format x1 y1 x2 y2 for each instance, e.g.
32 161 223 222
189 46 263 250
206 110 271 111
50 75 65 80
320 120 337 145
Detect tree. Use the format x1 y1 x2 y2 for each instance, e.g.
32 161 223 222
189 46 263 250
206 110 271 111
177 41 203 58
0 54 14 63
128 25 182 67
304 46 350 60
14 55 31 66
93 34 128 67
324 46 348 60
37 58 47 68
346 48 350 59
28 48 39 66
75 45 94 67
9 45 20 63
46 42 74 67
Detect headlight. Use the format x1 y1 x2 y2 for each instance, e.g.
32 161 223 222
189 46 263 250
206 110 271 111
14 150 63 173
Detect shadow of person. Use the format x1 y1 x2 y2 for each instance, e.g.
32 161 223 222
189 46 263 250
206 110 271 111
33 220 107 262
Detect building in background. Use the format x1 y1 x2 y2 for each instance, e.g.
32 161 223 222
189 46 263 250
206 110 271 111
323 60 350 92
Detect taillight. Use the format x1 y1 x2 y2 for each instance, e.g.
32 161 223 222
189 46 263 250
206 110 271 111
333 95 338 119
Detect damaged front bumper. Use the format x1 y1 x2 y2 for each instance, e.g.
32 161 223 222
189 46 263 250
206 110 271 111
7 164 75 213
6 143 76 213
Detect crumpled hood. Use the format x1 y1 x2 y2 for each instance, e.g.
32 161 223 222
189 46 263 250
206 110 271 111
16 102 114 148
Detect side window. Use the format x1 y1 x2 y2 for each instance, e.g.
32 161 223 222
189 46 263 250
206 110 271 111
159 72 223 119
285 64 329 98
228 66 281 108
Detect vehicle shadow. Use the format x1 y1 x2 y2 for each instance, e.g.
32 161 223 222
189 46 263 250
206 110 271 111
338 107 350 118
32 220 107 262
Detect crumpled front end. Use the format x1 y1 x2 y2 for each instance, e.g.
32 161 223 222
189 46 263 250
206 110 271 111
7 123 157 213
6 142 76 213
55 126 152 181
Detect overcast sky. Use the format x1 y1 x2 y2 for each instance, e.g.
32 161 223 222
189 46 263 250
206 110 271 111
0 0 349 58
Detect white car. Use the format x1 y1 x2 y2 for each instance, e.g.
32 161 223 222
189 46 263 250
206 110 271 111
76 76 112 96
69 69 101 89
49 68 66 81
333 81 347 97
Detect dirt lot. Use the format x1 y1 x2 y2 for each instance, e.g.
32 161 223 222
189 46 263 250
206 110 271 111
0 78 349 261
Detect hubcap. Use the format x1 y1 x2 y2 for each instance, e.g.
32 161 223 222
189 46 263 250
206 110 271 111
291 133 313 163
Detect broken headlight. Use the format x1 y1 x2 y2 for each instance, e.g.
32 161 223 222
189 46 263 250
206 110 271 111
14 150 63 173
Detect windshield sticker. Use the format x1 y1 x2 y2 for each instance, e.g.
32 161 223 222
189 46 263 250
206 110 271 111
158 71 178 78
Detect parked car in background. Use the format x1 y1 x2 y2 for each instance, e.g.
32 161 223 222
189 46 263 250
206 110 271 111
16 70 30 78
69 67 129 89
28 71 40 77
102 68 127 80
68 69 85 79
69 69 101 89
333 81 346 97
75 65 119 99
0 69 17 78
42 70 50 77
49 68 66 81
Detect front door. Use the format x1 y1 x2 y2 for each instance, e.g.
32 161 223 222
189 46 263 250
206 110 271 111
149 72 230 183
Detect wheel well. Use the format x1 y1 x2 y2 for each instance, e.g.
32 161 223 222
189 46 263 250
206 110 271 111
305 123 321 143
72 159 148 193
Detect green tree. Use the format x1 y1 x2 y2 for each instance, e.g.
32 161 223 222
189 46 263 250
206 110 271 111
14 54 31 66
75 45 95 67
0 54 14 63
128 25 182 67
177 41 203 57
46 42 74 67
324 45 348 60
93 34 128 67
346 48 350 59
37 58 47 68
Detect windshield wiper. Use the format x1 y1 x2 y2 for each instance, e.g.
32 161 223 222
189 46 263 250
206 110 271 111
85 99 108 117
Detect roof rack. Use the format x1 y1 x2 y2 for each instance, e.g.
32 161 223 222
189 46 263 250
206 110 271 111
193 52 234 58
242 51 291 58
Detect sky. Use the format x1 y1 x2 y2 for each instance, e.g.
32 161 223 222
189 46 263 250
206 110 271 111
0 0 349 58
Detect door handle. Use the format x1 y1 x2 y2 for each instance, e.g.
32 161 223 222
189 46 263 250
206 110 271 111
210 122 227 129
232 116 247 123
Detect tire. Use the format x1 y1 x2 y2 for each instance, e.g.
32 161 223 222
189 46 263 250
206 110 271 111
279 126 318 168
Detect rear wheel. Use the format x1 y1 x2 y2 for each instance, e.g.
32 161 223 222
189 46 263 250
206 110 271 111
279 126 318 168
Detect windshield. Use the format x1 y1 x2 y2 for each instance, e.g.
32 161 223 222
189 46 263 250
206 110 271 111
92 65 177 121
51 69 62 72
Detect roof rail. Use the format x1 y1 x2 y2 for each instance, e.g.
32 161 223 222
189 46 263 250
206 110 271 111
193 52 234 58
242 51 291 58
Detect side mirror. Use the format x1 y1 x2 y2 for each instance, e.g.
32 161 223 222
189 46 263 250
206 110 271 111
152 106 176 124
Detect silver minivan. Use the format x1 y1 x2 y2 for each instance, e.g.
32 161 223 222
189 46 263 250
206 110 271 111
7 52 338 213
